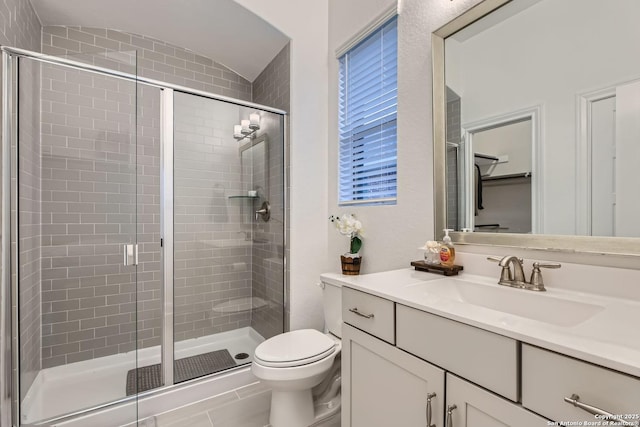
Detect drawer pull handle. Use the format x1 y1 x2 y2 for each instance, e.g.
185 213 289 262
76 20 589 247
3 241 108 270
348 307 374 319
426 392 436 427
446 404 457 427
564 394 636 427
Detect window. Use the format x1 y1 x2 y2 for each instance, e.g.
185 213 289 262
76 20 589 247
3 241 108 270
338 15 398 205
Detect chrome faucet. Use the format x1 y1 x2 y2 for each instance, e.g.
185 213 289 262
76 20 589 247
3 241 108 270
498 255 526 286
488 256 561 291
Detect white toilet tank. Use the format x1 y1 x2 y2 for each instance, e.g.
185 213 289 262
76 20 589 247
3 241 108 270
321 280 342 338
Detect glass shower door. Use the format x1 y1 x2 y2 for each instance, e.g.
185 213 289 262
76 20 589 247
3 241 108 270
13 51 145 425
172 92 285 383
172 92 253 383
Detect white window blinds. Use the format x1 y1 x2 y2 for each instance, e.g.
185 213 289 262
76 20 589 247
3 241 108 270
338 16 398 205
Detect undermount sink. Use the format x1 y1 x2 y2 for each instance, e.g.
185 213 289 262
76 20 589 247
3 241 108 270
402 277 604 327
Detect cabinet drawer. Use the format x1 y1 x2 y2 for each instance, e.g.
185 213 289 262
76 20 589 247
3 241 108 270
396 304 518 401
522 344 640 424
342 287 395 344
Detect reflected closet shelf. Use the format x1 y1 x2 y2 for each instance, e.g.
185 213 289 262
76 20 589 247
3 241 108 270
474 152 500 166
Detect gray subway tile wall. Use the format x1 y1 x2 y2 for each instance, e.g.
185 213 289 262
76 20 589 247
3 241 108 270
18 58 42 399
250 44 289 339
39 64 153 368
37 26 257 366
252 45 290 112
0 0 41 50
446 89 461 230
9 22 289 374
173 92 252 342
41 26 252 102
135 85 163 352
246 111 285 341
1 0 43 400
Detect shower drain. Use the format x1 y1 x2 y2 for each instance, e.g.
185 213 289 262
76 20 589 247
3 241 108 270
235 352 249 360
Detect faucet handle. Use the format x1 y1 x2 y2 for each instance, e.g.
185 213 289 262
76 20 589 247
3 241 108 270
535 262 561 269
487 256 514 283
528 262 561 291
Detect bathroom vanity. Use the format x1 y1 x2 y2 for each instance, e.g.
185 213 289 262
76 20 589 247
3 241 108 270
321 269 640 427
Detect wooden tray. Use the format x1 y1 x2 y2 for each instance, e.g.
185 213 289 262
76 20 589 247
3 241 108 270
411 260 463 276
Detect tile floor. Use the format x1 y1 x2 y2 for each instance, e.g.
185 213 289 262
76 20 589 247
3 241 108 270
135 381 340 427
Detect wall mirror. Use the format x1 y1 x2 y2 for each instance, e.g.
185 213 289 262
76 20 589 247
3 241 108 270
240 134 269 201
239 134 269 223
433 0 640 256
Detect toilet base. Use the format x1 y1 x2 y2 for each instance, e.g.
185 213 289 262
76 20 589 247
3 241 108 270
270 388 314 427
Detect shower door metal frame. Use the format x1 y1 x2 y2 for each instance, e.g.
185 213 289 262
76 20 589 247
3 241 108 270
1 50 18 427
1 45 288 427
160 88 174 388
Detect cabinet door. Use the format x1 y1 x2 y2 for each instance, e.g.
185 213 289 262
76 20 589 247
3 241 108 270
342 324 445 427
445 374 547 427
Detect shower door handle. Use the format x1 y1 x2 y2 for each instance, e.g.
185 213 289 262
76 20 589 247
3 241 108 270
123 244 138 266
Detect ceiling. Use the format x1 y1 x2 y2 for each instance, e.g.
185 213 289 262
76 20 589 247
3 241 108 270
29 0 290 81
451 0 543 42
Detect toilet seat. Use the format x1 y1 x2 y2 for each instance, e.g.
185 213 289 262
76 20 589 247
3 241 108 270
254 329 337 368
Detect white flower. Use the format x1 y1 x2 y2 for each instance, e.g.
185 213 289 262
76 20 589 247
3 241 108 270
331 214 363 236
329 213 364 254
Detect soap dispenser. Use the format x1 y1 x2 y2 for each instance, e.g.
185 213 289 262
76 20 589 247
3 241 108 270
439 229 456 267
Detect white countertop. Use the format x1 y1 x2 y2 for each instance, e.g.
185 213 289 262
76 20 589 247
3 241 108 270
321 268 640 378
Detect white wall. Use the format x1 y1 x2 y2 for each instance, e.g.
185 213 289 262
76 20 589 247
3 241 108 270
474 120 531 178
328 0 403 274
239 0 640 331
326 0 482 276
445 0 640 234
615 81 640 238
234 0 329 331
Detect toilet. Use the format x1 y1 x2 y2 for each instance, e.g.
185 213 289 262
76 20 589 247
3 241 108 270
252 280 342 427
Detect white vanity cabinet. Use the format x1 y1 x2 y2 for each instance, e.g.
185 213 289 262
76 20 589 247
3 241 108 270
340 280 640 427
341 287 445 427
342 324 446 427
342 286 545 427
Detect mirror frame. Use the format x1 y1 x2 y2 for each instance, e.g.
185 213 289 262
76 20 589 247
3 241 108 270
432 0 640 258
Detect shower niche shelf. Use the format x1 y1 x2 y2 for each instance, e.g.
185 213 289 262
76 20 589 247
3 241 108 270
228 195 259 199
212 296 269 314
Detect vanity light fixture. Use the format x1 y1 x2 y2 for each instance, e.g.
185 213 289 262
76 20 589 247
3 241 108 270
249 113 260 130
241 119 251 134
234 113 261 141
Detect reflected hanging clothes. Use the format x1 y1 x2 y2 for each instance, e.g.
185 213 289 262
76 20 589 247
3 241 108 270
474 163 484 216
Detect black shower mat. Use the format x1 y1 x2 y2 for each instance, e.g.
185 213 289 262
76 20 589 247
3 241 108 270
126 349 236 395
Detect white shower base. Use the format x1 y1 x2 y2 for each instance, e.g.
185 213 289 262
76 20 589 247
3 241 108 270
22 327 264 425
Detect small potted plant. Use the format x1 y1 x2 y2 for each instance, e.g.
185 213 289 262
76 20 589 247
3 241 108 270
329 214 363 275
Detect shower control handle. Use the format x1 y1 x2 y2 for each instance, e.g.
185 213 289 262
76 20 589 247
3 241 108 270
255 201 271 222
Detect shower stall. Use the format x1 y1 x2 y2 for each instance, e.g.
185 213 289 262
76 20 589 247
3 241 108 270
1 46 286 426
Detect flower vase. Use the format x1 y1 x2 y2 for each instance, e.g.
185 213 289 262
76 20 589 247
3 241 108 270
340 254 362 275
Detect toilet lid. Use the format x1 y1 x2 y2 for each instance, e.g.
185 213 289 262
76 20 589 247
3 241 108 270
254 329 337 367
